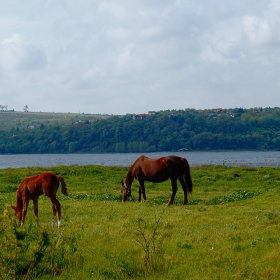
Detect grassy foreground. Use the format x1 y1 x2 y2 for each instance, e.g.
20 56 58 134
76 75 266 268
0 164 280 279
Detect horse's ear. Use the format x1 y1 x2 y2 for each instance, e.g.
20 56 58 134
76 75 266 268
11 206 16 210
121 181 124 185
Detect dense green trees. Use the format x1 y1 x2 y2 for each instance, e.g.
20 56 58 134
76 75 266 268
1 107 280 154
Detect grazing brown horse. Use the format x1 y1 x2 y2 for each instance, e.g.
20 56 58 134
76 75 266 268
121 155 192 205
11 172 68 227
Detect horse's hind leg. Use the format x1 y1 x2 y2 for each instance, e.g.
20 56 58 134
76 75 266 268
49 196 62 227
138 186 141 201
51 203 57 227
33 197 41 226
167 178 178 206
179 177 188 205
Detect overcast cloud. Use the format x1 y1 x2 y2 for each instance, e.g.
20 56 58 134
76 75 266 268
1 0 280 114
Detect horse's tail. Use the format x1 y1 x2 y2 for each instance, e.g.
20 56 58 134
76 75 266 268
57 175 68 196
183 158 193 194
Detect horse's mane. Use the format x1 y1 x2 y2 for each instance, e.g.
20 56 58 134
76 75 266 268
125 161 138 187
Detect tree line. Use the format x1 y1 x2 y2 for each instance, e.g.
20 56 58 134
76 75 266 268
1 107 280 154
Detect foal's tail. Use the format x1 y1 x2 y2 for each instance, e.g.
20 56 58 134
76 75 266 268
57 175 68 196
183 158 193 194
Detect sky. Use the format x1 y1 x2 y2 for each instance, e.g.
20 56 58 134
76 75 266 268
1 0 280 115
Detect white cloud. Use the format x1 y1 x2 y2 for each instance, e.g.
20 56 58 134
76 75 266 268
212 39 241 61
106 27 129 39
1 34 46 71
1 0 280 114
98 1 126 18
243 0 280 47
243 16 272 45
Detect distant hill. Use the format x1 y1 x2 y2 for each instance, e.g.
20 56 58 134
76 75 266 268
0 111 110 131
1 107 280 153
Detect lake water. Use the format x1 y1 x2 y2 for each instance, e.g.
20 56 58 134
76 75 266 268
1 151 280 169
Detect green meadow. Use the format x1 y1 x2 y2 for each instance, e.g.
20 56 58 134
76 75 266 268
1 164 280 279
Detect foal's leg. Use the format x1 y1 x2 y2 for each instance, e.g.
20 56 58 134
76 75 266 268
32 197 41 226
49 196 62 227
167 178 178 206
21 198 30 225
51 203 57 227
178 177 188 205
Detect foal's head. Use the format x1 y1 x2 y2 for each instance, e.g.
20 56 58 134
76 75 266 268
121 181 131 202
11 206 22 221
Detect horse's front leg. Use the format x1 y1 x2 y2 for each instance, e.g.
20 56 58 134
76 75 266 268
32 197 41 226
138 180 146 202
167 178 178 206
21 198 30 226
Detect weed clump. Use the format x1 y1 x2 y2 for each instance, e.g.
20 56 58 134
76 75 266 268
0 206 83 279
206 190 262 205
134 211 167 275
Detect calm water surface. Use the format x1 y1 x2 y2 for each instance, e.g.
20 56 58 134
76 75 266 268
1 151 280 169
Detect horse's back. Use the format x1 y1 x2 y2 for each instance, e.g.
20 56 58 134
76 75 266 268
165 155 185 162
20 172 59 196
132 155 172 182
27 172 58 185
163 156 185 173
39 172 60 195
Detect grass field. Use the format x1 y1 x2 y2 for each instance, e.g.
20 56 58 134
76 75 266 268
1 164 280 279
0 111 109 130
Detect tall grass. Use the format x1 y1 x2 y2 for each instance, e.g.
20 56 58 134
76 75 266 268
0 206 82 279
0 164 280 279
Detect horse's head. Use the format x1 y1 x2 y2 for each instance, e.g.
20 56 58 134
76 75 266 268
11 205 22 221
121 181 131 202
